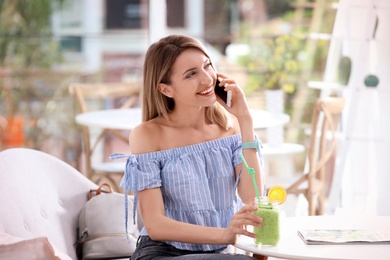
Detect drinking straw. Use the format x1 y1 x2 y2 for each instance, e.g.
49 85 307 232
239 152 260 203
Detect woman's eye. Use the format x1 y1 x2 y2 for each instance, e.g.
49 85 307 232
204 62 212 69
186 71 196 78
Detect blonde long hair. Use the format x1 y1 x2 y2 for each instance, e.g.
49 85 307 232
142 34 230 130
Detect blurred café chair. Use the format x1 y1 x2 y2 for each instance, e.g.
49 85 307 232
68 82 140 191
267 96 345 215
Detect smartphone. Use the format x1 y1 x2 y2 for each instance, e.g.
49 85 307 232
214 79 232 107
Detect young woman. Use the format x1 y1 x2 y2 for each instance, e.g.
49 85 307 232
121 34 265 259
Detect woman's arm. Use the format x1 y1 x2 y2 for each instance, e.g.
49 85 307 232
138 187 261 244
235 115 264 204
217 73 264 205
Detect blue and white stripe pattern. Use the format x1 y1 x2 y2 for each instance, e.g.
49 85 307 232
116 133 263 252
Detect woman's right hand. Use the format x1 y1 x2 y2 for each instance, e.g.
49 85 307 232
221 204 263 244
216 73 251 119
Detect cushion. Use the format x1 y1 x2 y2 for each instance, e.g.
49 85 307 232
0 233 72 260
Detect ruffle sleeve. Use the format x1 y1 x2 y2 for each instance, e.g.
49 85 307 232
120 155 162 192
119 154 162 227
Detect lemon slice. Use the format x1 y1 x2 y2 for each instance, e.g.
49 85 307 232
268 185 287 205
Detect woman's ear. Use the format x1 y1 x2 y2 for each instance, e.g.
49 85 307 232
158 83 174 98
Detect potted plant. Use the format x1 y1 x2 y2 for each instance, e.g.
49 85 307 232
240 32 305 110
239 32 305 146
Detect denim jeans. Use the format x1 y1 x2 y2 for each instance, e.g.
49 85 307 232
130 236 254 260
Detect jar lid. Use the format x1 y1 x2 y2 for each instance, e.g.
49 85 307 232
255 196 281 208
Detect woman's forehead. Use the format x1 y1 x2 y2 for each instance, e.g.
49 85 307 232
172 48 209 73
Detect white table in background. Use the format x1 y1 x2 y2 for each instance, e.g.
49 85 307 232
75 108 290 130
75 108 142 130
307 81 343 91
235 215 390 260
261 143 305 176
261 143 305 156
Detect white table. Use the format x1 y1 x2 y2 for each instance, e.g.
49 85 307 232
261 143 305 177
75 108 290 130
75 108 142 130
235 215 390 260
261 143 306 197
307 81 343 91
261 143 305 156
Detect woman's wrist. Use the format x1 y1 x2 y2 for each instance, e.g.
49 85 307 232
218 228 234 245
236 116 255 142
242 139 260 152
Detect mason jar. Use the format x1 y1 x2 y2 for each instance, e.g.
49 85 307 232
253 197 280 245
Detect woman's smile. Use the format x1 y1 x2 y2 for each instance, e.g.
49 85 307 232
197 86 214 96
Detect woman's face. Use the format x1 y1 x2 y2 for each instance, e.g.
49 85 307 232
161 48 217 108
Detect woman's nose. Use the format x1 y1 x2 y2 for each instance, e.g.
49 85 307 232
200 72 215 85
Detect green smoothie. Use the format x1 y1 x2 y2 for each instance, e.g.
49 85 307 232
254 202 280 245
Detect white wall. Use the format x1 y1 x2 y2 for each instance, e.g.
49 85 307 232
327 0 390 216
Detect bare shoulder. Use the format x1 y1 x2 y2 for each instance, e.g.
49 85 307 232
129 119 161 154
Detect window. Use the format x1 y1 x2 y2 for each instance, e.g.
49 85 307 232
60 36 82 52
105 0 142 29
166 0 185 28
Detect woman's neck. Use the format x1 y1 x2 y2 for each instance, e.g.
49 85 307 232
166 106 209 129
